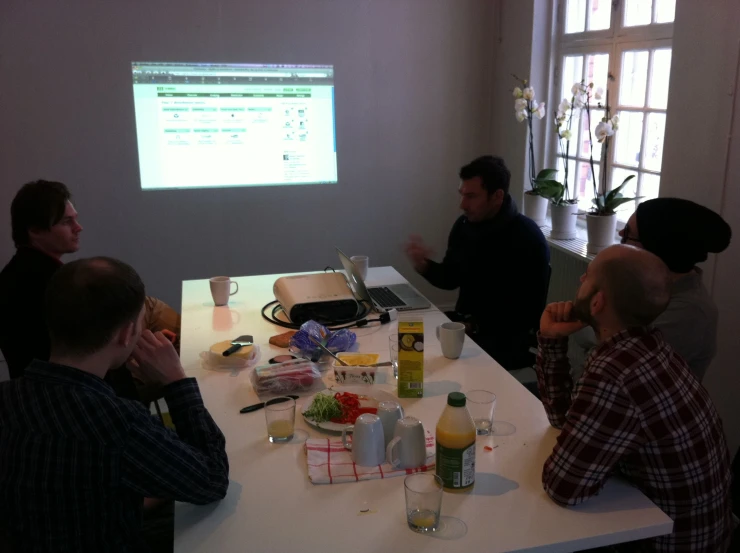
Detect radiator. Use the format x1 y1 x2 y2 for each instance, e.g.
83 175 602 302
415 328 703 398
547 245 589 303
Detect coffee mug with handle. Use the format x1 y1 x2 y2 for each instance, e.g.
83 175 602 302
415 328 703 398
210 276 239 306
386 416 426 469
341 413 385 466
436 322 466 359
377 401 404 448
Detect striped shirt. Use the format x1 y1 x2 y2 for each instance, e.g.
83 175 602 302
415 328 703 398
0 361 229 552
537 328 732 552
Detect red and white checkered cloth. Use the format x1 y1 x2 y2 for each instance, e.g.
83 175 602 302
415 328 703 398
305 431 436 484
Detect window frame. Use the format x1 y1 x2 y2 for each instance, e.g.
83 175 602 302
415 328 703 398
548 0 674 223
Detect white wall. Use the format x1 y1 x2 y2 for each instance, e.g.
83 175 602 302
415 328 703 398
661 0 740 455
0 0 498 309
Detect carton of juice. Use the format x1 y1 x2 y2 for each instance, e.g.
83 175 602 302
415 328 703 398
397 316 423 398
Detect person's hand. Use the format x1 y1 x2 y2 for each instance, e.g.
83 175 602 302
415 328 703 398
130 330 186 386
539 301 587 339
404 234 432 273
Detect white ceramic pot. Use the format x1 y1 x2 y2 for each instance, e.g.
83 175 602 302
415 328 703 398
550 203 579 240
586 213 617 255
522 192 548 226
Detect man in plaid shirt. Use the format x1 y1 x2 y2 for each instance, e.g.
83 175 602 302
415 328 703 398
0 257 229 552
537 245 732 552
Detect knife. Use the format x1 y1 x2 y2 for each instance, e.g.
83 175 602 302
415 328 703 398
223 335 254 356
308 336 349 366
240 395 299 414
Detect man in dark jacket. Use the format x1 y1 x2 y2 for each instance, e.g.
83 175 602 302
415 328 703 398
405 155 550 368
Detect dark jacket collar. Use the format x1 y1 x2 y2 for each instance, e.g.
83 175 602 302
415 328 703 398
23 359 115 397
463 194 518 231
11 246 63 269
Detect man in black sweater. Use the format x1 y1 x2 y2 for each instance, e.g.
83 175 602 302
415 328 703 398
405 155 550 369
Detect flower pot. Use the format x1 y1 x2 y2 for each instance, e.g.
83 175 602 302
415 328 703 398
586 213 617 255
522 192 548 226
550 203 579 240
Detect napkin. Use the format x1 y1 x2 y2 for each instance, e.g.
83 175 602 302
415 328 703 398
304 431 436 484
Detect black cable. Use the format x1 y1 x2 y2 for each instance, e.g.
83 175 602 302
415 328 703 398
261 299 375 330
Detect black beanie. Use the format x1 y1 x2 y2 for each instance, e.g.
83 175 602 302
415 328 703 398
635 198 731 273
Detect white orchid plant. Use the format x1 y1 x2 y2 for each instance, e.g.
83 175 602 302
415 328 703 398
513 75 554 197
583 76 638 215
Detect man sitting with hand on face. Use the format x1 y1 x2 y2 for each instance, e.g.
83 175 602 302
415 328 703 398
0 257 228 553
0 180 181 384
536 245 732 552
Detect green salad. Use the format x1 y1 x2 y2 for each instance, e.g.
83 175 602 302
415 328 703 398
303 393 342 422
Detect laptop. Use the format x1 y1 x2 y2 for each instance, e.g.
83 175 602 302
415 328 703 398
336 248 431 312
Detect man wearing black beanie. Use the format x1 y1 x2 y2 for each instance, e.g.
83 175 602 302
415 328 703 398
574 198 731 382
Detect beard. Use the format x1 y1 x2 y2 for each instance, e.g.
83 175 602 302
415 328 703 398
572 289 597 327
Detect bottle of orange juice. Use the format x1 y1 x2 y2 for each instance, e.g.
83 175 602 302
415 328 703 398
436 392 476 491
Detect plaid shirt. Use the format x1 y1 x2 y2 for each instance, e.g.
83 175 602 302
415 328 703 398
0 361 229 553
537 328 732 552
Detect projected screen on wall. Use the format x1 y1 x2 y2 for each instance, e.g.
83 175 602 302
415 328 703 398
131 62 337 190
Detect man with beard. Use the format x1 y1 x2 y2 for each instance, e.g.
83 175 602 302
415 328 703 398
536 245 732 552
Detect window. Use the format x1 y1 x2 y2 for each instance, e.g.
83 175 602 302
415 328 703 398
553 0 674 221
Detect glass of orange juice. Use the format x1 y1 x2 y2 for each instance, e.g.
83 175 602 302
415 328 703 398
404 473 443 533
264 397 296 443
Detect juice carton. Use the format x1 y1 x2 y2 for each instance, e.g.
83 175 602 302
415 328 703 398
398 316 423 398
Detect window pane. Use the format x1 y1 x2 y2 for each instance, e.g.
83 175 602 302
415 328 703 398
620 50 649 107
566 0 586 33
577 161 600 212
562 56 584 102
624 0 652 27
641 172 660 200
611 167 638 196
587 0 611 31
586 53 609 92
581 108 605 159
555 157 580 202
614 111 644 167
654 0 676 23
612 167 638 221
643 112 666 172
649 49 672 109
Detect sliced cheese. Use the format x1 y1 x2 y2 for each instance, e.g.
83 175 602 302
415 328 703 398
210 340 254 359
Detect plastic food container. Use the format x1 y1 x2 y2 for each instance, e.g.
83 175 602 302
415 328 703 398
333 353 380 384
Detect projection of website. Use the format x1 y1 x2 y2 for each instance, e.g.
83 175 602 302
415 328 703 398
131 62 338 190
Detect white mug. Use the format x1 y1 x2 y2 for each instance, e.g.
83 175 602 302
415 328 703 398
341 413 385 466
436 322 466 359
210 277 239 306
386 416 426 469
350 255 369 281
377 401 404 448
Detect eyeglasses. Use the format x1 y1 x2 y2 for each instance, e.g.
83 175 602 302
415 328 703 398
620 225 641 245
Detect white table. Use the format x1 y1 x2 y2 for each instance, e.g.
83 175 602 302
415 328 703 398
175 267 672 552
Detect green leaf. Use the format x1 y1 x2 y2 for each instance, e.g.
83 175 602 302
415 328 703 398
536 168 558 180
605 175 636 204
534 179 564 202
604 197 639 212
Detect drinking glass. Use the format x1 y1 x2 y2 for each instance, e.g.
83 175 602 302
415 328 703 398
264 397 296 443
389 334 399 379
404 473 443 533
466 390 496 436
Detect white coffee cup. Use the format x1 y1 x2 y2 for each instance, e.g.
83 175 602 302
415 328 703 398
436 322 466 359
210 277 239 306
341 413 385 466
386 416 426 469
377 401 404 448
350 255 369 281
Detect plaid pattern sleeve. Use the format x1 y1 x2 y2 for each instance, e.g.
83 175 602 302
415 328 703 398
536 329 733 552
537 335 642 506
120 378 229 505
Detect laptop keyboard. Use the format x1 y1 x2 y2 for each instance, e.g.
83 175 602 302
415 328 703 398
369 287 407 308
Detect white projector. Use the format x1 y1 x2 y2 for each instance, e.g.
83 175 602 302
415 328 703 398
273 272 359 325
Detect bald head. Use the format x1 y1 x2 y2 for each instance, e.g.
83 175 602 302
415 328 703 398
45 256 146 356
589 245 671 328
